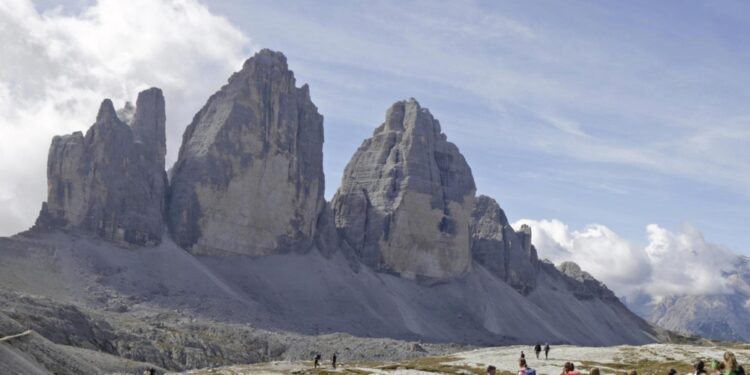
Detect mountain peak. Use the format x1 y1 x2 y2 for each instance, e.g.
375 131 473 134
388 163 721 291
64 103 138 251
241 48 289 72
96 99 118 123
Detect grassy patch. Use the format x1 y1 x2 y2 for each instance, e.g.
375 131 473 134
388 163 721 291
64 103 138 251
375 355 492 374
579 359 693 375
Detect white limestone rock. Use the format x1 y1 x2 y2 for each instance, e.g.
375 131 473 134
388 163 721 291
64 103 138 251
167 49 325 256
332 99 475 279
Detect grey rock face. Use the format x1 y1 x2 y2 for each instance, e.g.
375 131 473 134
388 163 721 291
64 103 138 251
557 261 618 301
470 195 538 294
167 49 325 256
35 88 167 246
332 99 475 279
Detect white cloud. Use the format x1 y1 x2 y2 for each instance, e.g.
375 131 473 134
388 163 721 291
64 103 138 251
0 0 251 236
515 219 741 304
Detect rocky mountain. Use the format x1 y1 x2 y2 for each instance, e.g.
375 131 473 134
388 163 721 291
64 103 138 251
167 49 325 256
34 88 167 246
644 256 750 341
0 49 664 373
470 195 539 294
332 99 476 279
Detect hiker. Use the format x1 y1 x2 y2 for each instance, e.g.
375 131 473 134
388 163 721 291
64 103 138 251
694 359 708 375
724 352 739 375
562 362 580 375
544 343 550 360
590 368 601 375
534 344 542 359
314 353 321 368
332 353 337 369
521 351 526 359
487 365 497 375
518 358 537 375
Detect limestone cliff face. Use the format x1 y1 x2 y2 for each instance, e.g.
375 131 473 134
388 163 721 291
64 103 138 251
167 49 325 256
332 99 475 279
36 88 167 246
470 195 539 294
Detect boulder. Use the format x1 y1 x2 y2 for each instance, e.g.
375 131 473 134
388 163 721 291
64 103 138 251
167 49 325 256
332 99 475 279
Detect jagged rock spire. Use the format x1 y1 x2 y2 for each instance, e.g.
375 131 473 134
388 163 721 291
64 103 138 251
167 49 325 256
332 99 476 279
36 88 167 246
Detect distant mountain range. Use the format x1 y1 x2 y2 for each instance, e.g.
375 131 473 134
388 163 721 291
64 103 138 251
639 255 750 342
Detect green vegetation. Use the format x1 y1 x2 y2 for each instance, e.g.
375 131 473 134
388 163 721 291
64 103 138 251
579 359 693 375
374 355 493 374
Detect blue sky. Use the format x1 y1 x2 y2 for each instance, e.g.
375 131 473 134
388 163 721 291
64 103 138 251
206 0 750 254
3 0 749 260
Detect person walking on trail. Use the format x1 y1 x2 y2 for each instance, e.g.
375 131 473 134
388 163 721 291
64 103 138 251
314 353 321 368
544 343 550 360
518 358 537 375
332 353 337 369
520 351 526 359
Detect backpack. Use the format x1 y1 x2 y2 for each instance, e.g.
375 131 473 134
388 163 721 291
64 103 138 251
525 368 537 375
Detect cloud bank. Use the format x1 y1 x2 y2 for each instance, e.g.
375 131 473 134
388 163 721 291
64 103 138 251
0 0 251 235
514 218 741 305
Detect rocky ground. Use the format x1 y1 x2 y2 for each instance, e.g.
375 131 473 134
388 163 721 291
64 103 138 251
168 343 750 375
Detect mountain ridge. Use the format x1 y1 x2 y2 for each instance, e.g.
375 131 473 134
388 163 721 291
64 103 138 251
0 48 664 373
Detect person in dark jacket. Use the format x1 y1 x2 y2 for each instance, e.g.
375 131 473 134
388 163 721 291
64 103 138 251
544 343 550 360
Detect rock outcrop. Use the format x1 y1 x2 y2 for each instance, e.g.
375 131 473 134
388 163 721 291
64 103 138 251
556 261 618 301
167 49 325 256
35 88 167 246
332 99 475 279
470 195 538 294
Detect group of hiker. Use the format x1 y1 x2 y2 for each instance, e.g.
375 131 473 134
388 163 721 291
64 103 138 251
313 352 337 369
487 348 746 375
